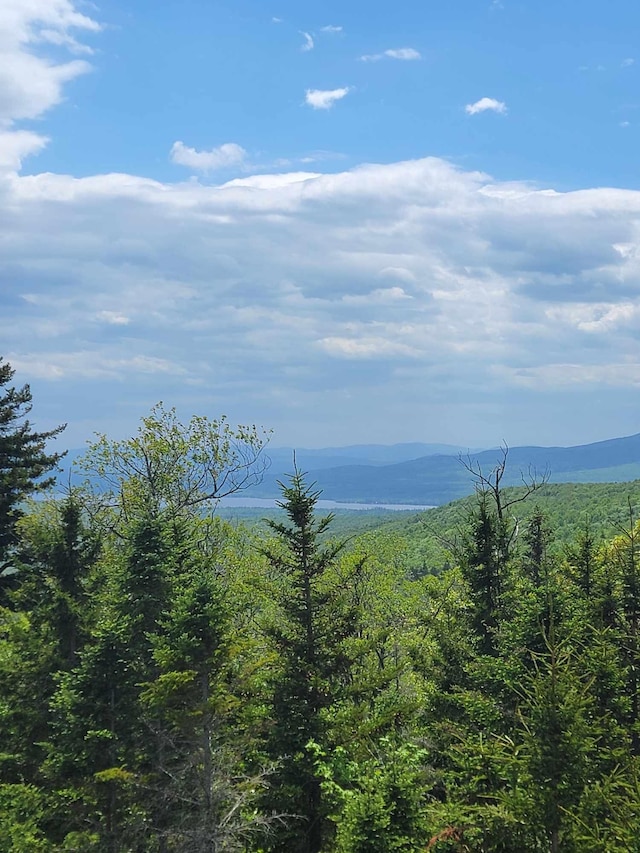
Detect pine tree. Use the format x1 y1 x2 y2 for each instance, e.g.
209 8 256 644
0 358 66 576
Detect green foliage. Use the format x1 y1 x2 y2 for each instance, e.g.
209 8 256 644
0 357 65 576
15 494 99 669
0 784 49 852
6 388 640 850
384 479 640 576
0 604 59 783
313 737 431 853
258 470 362 852
80 402 271 524
570 762 640 851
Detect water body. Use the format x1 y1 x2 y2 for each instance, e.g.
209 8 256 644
217 497 434 512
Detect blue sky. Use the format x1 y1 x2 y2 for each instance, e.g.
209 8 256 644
2 0 640 449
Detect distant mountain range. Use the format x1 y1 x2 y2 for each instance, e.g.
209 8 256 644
263 442 478 472
248 433 640 506
59 434 640 508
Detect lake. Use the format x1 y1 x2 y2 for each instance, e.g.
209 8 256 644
217 497 434 512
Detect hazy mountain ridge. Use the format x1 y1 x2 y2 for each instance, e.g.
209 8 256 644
264 442 477 472
59 433 640 507
250 433 640 505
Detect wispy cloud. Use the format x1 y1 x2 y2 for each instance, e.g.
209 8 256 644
271 16 283 23
96 311 130 326
0 0 100 128
384 48 421 60
0 130 49 170
465 97 507 115
170 141 247 172
300 31 314 52
360 47 421 62
0 0 102 173
298 150 347 164
321 25 343 34
305 87 351 110
622 57 635 67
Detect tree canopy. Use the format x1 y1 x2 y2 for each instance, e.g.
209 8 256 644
3 360 640 851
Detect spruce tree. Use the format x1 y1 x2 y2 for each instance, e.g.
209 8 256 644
461 495 505 655
0 358 66 574
260 469 359 853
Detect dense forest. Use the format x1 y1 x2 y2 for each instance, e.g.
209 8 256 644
3 357 640 852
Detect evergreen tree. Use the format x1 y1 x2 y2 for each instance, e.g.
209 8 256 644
0 358 66 575
523 507 552 589
49 616 148 851
565 521 598 600
141 563 263 851
602 506 640 754
259 469 360 853
460 495 505 655
16 494 99 669
512 627 599 852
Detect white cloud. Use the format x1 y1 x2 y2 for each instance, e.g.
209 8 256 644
7 154 640 445
300 31 314 51
0 0 100 128
465 97 507 115
9 351 183 380
319 336 420 359
321 25 343 34
0 130 48 170
170 141 247 172
222 172 319 189
622 58 635 67
378 267 417 284
96 311 131 326
342 286 413 305
545 302 638 333
360 47 421 62
384 48 421 60
305 87 351 109
35 27 94 55
298 150 346 164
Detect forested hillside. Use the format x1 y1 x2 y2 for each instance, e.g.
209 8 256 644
223 480 640 578
4 359 640 852
381 479 640 575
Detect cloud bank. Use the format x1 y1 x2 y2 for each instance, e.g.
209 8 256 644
3 1 639 447
5 154 640 445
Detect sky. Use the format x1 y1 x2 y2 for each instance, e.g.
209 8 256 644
2 0 640 450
